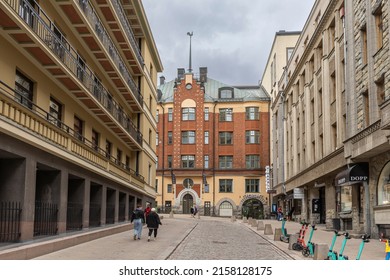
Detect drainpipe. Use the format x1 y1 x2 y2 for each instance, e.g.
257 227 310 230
159 102 165 213
212 101 218 216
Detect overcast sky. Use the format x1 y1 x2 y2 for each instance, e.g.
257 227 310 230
142 0 315 86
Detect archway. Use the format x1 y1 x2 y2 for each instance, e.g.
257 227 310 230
242 198 264 219
219 201 233 217
182 193 193 214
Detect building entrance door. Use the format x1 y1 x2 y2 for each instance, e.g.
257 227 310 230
242 199 264 219
182 194 193 214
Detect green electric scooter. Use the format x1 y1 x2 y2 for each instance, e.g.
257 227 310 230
337 232 351 260
280 218 290 243
355 233 370 260
326 230 341 260
302 224 317 257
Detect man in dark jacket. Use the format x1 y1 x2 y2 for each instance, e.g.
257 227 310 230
146 208 162 242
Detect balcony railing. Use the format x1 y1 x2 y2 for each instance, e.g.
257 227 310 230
0 79 145 183
3 0 143 145
77 0 144 106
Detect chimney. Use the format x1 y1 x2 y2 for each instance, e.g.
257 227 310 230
159 75 165 85
177 68 185 80
199 67 207 83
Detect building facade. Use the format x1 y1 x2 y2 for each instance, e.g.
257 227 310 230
156 68 270 218
268 0 390 237
0 0 162 243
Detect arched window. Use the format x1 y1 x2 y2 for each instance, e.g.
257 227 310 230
183 178 194 188
378 161 390 205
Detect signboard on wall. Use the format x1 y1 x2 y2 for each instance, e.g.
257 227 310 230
312 199 320 213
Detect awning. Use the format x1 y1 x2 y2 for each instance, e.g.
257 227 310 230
335 163 369 186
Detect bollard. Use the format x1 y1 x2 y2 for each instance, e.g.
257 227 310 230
314 243 329 260
169 211 174 218
243 217 248 223
231 216 236 222
288 234 299 250
160 215 164 220
251 219 257 227
264 224 273 235
197 213 200 219
274 228 282 241
257 221 264 231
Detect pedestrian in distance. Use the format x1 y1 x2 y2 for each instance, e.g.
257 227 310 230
193 204 198 217
144 202 151 220
146 208 162 242
277 206 283 221
130 204 144 240
190 206 195 217
288 207 295 221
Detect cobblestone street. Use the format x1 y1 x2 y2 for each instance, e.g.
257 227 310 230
167 218 291 260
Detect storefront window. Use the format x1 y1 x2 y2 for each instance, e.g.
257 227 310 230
378 161 390 205
340 185 352 212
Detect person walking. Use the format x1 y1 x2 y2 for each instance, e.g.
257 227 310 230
130 205 144 240
144 203 151 219
277 206 283 221
380 233 390 260
146 208 162 242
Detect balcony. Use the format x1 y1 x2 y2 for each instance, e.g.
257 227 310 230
0 79 145 186
0 0 143 149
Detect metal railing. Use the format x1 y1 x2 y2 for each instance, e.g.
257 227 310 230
77 0 144 106
0 79 144 182
0 201 21 243
3 0 143 145
33 201 58 236
66 202 83 231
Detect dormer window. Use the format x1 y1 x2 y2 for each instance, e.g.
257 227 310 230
219 87 234 99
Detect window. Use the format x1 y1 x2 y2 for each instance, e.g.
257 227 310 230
219 179 233 193
363 91 370 127
219 87 233 99
167 184 172 193
219 132 233 145
246 107 259 120
168 108 173 122
361 25 367 65
182 108 195 121
246 130 260 144
156 109 159 123
376 76 385 105
204 155 209 169
49 97 62 127
168 131 173 145
182 131 195 144
378 161 390 205
204 131 209 144
92 129 99 151
374 8 383 50
183 178 194 188
340 185 352 212
181 155 195 168
204 107 209 121
245 179 260 193
15 70 33 109
74 116 83 141
125 156 130 170
287 47 294 62
156 132 159 146
167 155 172 168
105 140 112 159
219 156 233 169
219 108 233 121
246 155 260 169
116 149 122 165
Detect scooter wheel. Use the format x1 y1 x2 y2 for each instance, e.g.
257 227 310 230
302 248 310 257
292 243 302 251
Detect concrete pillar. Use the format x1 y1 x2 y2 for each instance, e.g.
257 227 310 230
288 234 299 250
314 243 329 260
83 179 91 228
231 216 236 222
169 211 174 218
257 221 264 231
264 224 273 235
243 216 248 223
251 219 257 227
57 169 68 234
274 228 282 241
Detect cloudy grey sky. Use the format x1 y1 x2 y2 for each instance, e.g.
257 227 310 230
142 0 315 86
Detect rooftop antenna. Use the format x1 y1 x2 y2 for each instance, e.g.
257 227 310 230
187 31 193 73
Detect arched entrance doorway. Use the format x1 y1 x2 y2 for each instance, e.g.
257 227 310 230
242 199 264 219
182 193 193 214
219 201 233 217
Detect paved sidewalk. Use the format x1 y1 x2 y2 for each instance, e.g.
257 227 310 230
242 219 385 260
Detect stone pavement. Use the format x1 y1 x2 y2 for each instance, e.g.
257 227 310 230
0 214 386 260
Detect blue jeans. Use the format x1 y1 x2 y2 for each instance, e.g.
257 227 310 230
133 218 143 239
386 252 390 260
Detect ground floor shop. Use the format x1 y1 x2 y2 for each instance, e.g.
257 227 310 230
0 134 153 243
